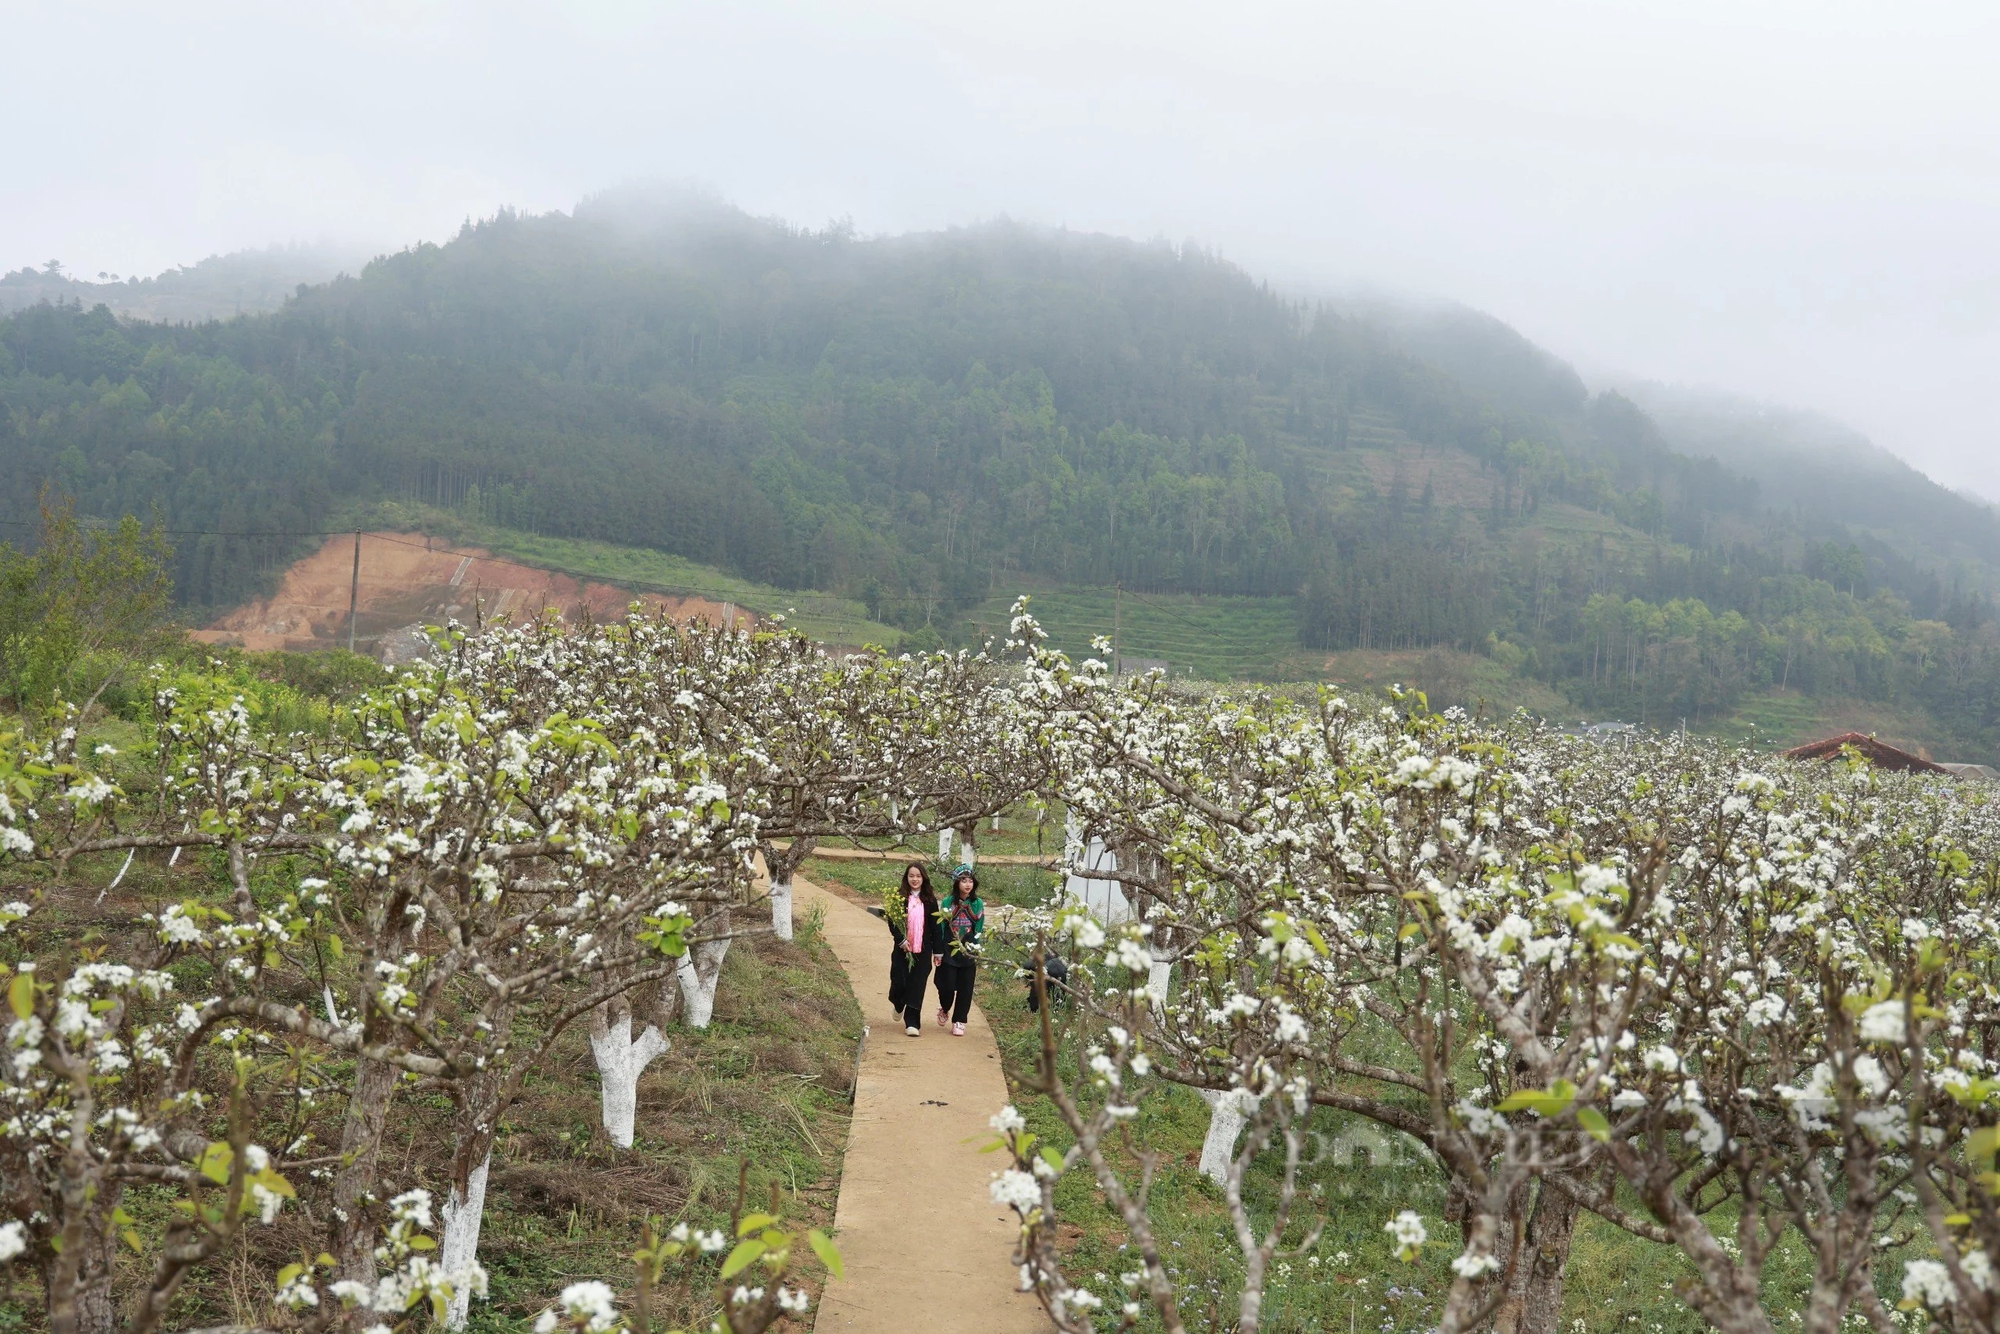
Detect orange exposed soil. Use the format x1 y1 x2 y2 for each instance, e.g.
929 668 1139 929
192 532 746 656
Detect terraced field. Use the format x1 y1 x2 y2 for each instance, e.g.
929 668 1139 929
962 588 1308 681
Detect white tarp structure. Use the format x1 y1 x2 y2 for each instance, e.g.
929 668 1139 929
1064 812 1133 923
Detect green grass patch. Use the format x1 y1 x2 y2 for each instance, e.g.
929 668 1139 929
458 924 860 1332
1703 688 1827 751
805 856 1058 911
803 803 1061 860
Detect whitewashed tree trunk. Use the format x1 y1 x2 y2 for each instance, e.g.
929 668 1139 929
589 1005 669 1149
1146 916 1173 1011
937 827 955 862
1064 810 1083 866
991 812 1002 832
677 936 732 1030
1198 1090 1247 1187
770 874 794 941
440 1151 491 1329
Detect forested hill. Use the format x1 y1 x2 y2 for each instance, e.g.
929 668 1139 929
0 195 1788 608
6 191 2000 754
0 244 367 322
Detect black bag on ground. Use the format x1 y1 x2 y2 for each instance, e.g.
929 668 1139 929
1024 953 1068 1012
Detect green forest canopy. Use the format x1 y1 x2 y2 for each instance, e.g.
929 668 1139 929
5 190 2000 752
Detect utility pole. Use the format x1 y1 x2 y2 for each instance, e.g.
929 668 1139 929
1113 580 1122 678
346 530 361 654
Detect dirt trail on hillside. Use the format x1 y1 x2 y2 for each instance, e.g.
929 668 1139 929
194 532 746 656
797 873 1048 1333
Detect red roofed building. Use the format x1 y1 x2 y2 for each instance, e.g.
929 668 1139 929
1781 732 1951 775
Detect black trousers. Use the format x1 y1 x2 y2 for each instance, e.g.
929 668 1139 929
934 963 976 1024
899 953 934 1030
888 946 912 1012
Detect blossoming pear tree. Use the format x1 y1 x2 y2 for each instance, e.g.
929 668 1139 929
0 720 326 1334
999 609 1601 1333
990 602 2000 1334
287 621 762 1325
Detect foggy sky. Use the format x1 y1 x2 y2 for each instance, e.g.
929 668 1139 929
8 2 1996 496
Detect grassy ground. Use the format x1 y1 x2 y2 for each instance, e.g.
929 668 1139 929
3 844 861 1334
460 906 860 1333
804 803 1060 861
804 856 1055 913
1702 688 1828 752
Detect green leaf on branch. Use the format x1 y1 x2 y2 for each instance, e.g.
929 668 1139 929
1496 1079 1578 1118
720 1238 767 1279
197 1141 234 1185
808 1228 843 1279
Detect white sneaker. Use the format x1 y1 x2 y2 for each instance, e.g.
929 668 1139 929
905 1025 920 1037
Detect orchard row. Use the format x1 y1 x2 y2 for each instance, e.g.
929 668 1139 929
6 601 1999 1334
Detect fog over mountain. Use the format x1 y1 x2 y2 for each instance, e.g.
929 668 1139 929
4 2 1995 496
0 244 371 321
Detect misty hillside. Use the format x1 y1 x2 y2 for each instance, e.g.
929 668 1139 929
0 243 367 322
1369 299 2000 587
6 191 2000 756
1617 382 2000 576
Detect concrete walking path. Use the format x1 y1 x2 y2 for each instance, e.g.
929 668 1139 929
797 874 1048 1333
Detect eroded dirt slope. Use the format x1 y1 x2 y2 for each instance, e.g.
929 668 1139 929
194 532 745 657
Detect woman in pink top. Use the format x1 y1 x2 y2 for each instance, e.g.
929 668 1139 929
885 862 943 1036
